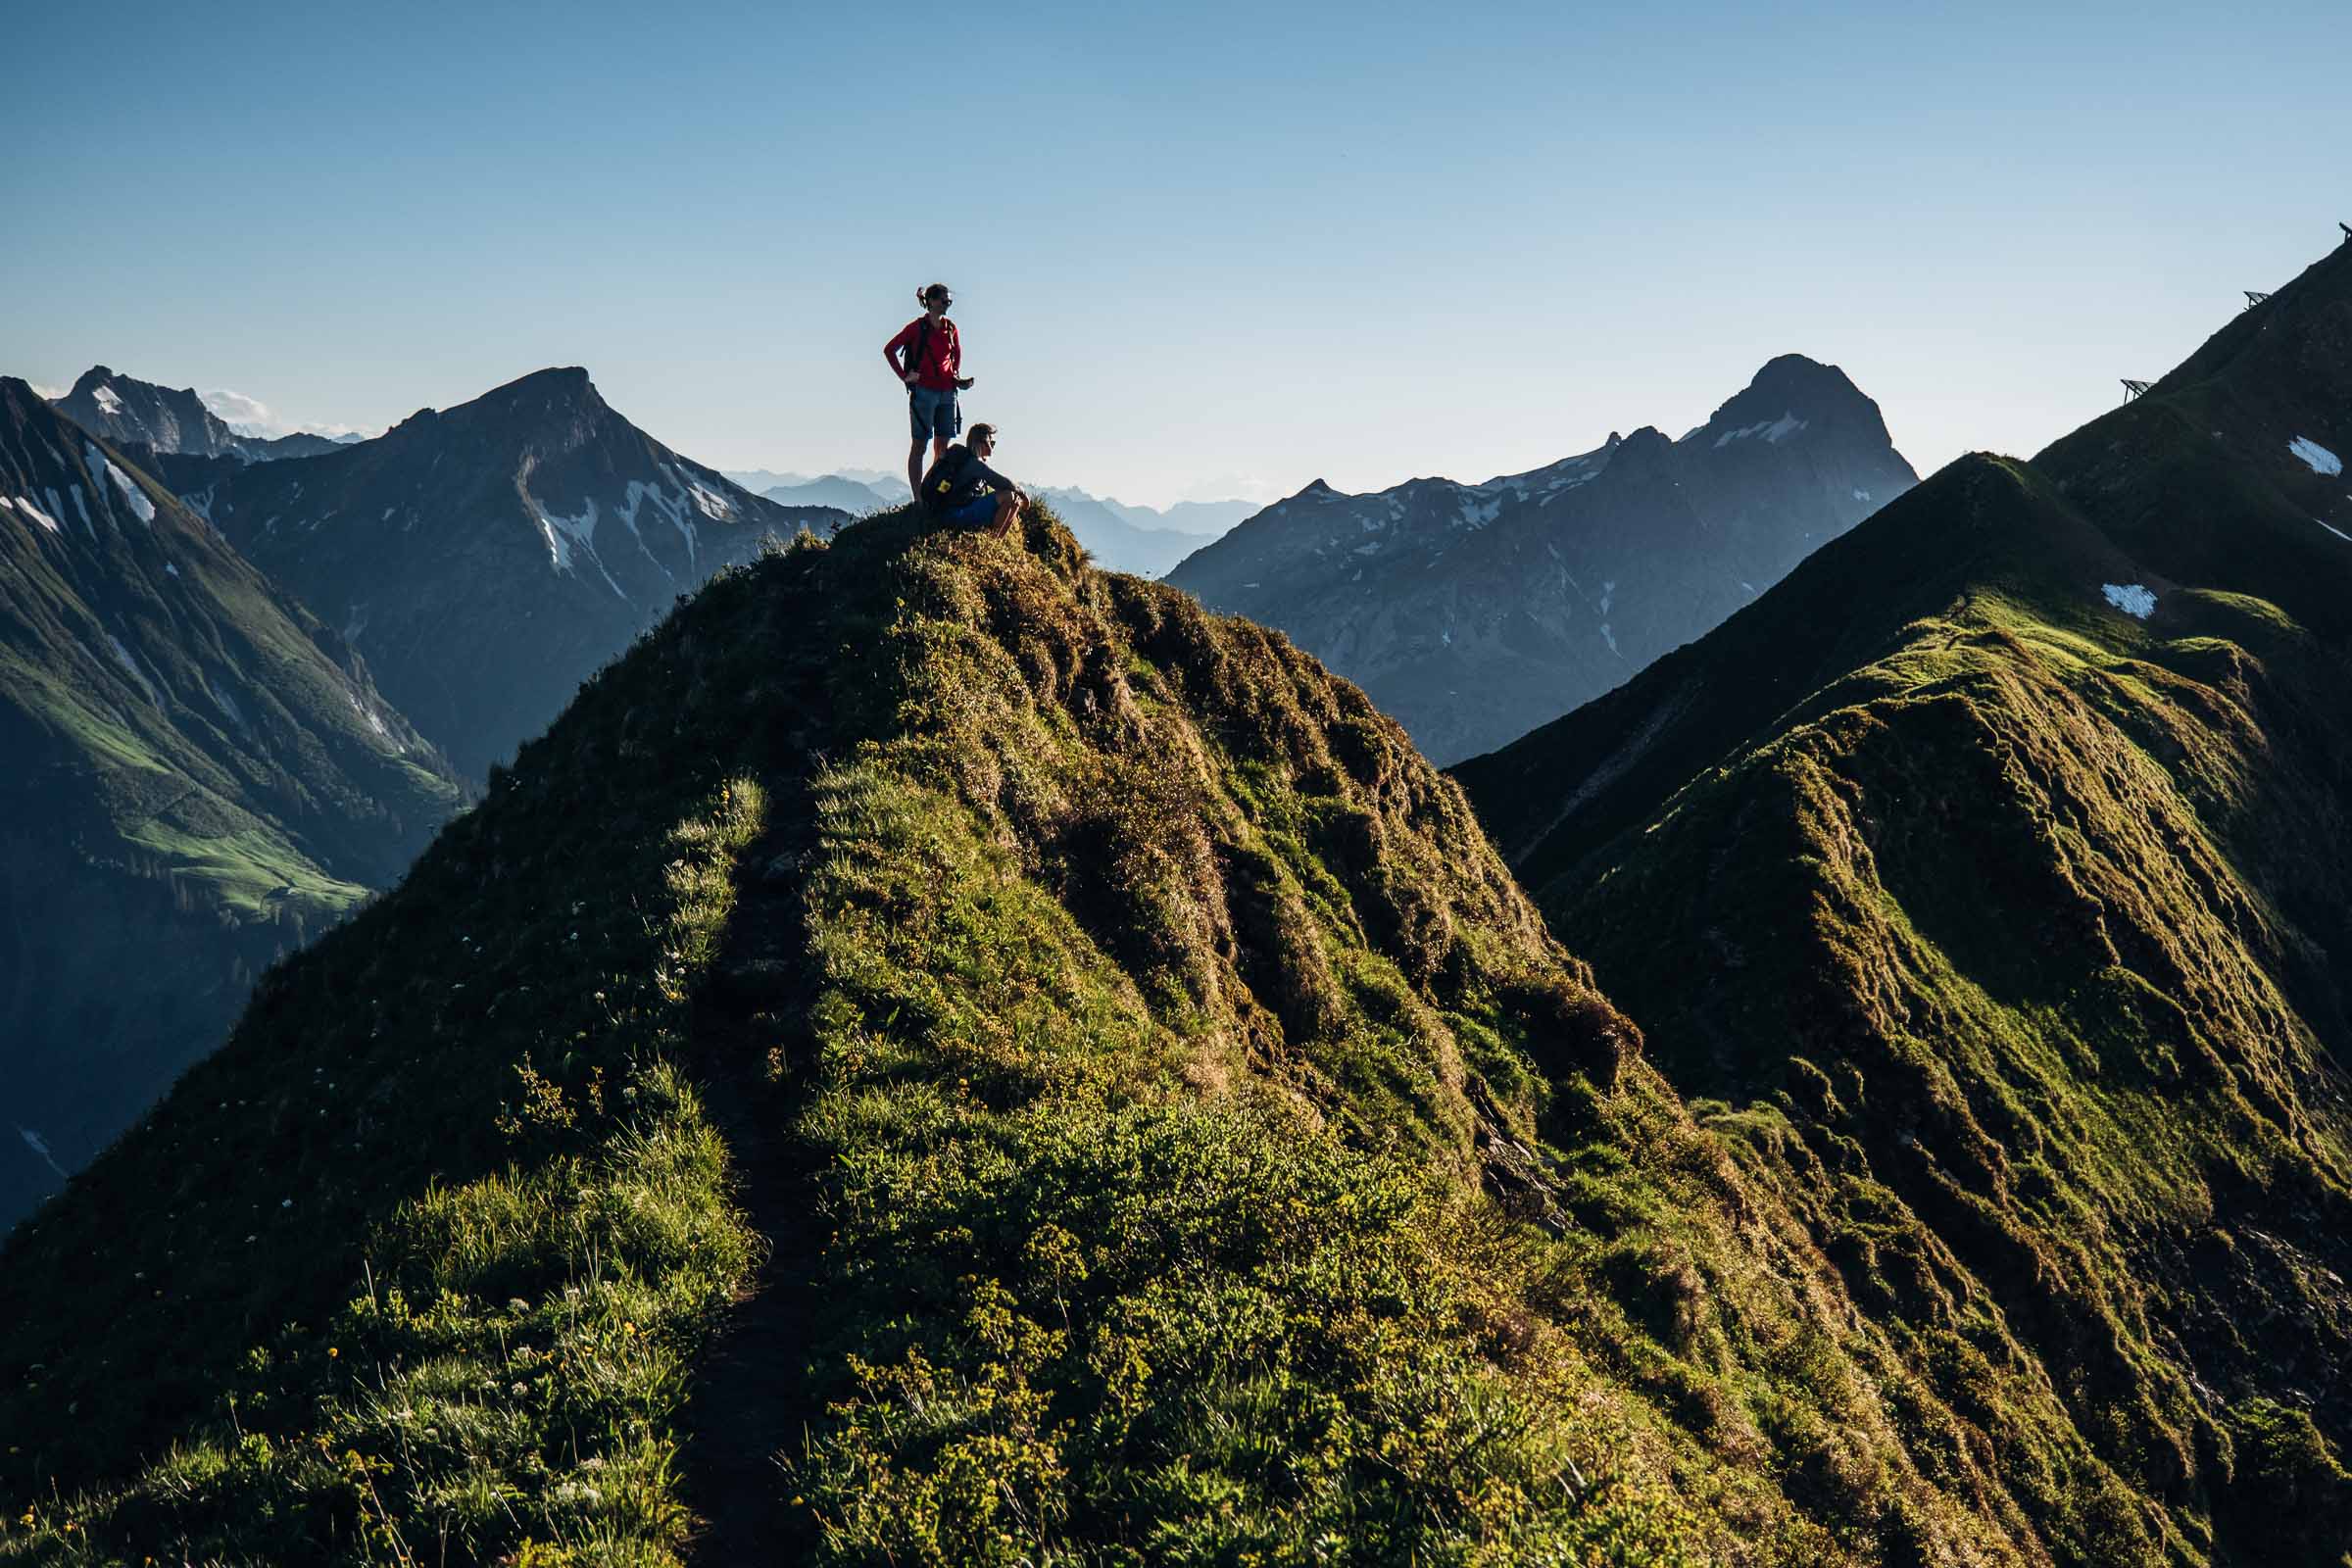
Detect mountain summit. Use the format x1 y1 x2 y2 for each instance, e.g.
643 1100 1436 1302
1164 355 1917 762
51 366 350 461
197 368 848 781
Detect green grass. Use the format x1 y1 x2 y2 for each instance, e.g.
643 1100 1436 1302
19 501 2329 1567
1451 240 2352 1562
120 822 367 918
1520 554 2352 1566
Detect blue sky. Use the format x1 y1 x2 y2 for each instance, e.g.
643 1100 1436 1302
7 2 2347 507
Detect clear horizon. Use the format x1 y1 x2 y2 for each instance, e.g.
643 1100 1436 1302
8 2 2347 510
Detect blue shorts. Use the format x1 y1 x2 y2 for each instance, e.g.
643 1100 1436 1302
938 492 1000 528
908 384 961 442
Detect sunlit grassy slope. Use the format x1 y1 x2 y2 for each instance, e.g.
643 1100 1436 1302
0 500 2193 1566
1456 237 2352 1566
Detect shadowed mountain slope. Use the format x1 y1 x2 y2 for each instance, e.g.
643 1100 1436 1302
0 379 462 1231
200 368 847 782
1167 355 1917 763
0 502 2211 1566
1456 233 2352 1566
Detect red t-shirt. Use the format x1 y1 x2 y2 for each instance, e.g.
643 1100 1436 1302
884 316 961 390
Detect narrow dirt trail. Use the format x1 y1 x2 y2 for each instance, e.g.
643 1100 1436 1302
678 786 827 1562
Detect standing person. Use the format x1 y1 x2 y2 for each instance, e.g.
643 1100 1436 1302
883 283 974 500
918 423 1025 539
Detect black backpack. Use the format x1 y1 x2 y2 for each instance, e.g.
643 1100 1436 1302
922 444 983 513
903 318 935 391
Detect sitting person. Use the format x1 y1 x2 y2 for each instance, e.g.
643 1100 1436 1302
917 422 1025 538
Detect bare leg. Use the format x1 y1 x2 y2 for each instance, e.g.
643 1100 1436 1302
933 435 953 472
991 491 1020 538
906 438 925 501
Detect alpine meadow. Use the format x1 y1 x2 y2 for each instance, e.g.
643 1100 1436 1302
8 8 2352 1564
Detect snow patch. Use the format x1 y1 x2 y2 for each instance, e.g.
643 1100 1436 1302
165 563 179 577
105 633 160 703
678 468 737 521
91 384 122 416
2288 436 2343 476
614 481 682 582
1352 541 1381 556
1600 623 1620 656
2101 583 2157 619
516 458 629 602
9 496 60 534
647 467 712 562
1852 488 1872 503
88 443 155 524
17 1126 67 1180
202 672 246 729
1763 414 1807 443
2315 516 2352 544
69 483 92 532
348 694 393 742
1715 413 1809 448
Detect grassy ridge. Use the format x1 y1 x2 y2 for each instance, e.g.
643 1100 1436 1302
4 505 2140 1565
1456 240 2352 1564
1545 575 2352 1561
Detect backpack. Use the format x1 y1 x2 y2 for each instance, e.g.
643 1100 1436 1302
903 317 948 389
922 444 984 514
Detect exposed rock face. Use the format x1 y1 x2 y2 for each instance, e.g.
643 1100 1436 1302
201 367 846 781
1168 354 1917 762
50 366 350 462
52 366 245 459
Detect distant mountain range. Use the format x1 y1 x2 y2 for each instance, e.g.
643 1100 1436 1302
0 379 462 1228
1165 355 1917 763
724 469 1258 577
756 473 911 514
721 466 912 505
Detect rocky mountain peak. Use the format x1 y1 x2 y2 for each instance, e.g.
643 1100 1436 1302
51 366 241 460
1167 357 1918 764
192 368 846 783
1695 353 1888 448
462 366 605 420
